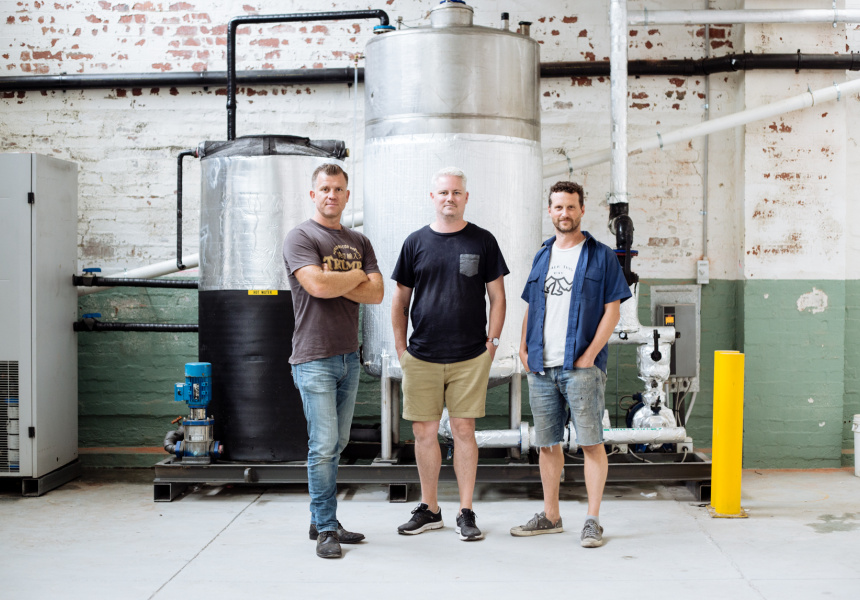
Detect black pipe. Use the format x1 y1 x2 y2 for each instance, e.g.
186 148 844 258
226 10 390 140
177 149 197 271
74 319 198 332
72 275 198 289
163 426 184 454
3 53 857 93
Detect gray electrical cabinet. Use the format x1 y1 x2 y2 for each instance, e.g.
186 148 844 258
0 153 80 495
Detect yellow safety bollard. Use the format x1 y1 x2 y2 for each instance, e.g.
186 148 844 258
709 350 748 518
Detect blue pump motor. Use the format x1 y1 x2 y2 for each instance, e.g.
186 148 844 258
172 362 222 463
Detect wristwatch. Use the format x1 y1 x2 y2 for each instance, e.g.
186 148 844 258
486 337 500 347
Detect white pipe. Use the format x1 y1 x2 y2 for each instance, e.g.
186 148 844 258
77 253 199 296
630 9 860 26
380 352 392 461
609 0 628 204
544 78 860 176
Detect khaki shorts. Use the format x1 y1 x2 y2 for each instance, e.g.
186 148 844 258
401 350 493 421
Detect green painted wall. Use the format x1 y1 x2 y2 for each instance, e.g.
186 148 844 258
77 278 856 469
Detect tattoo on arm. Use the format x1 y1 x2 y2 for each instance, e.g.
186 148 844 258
402 307 408 317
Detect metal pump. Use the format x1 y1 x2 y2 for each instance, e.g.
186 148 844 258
170 362 222 464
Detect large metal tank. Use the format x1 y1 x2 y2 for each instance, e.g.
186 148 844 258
198 135 346 461
362 1 542 384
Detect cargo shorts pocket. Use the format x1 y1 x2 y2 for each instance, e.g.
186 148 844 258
459 253 480 277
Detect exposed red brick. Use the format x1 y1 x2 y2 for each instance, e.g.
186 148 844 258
170 2 193 10
168 40 179 47
262 62 274 69
562 16 577 23
132 88 142 96
311 25 328 34
211 24 227 35
584 52 595 61
7 16 15 24
169 87 179 95
192 13 210 22
182 38 201 46
264 50 280 60
20 16 31 22
711 40 732 49
648 29 659 35
133 2 156 10
676 91 686 100
571 77 592 87
33 50 61 60
644 41 653 49
632 92 648 99
86 15 103 23
152 25 164 34
73 27 81 36
176 25 197 35
67 52 94 59
119 15 132 23
538 17 546 23
99 1 111 8
253 38 279 47
196 49 209 58
152 62 173 71
168 49 192 59
150 87 159 94
116 89 127 97
629 30 638 37
822 112 828 117
352 24 360 33
38 16 44 24
192 62 206 72
163 17 181 24
631 102 650 109
578 29 587 37
672 103 680 110
135 39 145 46
551 30 559 36
242 4 255 11
774 173 796 180
668 77 685 87
134 14 146 23
20 50 31 60
113 3 129 11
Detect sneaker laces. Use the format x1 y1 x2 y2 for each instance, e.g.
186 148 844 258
460 509 477 527
412 503 429 515
582 520 601 538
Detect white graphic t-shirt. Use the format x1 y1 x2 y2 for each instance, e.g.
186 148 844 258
542 240 584 367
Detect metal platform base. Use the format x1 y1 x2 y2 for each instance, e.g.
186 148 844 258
0 459 83 497
153 447 711 502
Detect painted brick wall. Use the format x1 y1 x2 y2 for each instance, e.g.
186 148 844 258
4 0 860 467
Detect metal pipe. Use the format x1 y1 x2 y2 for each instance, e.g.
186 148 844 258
77 254 199 297
73 321 198 332
176 149 196 271
630 9 860 26
608 0 628 206
226 10 390 140
380 352 392 461
544 78 860 177
73 276 197 289
4 54 858 93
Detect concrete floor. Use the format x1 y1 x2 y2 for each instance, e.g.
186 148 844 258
1 468 858 600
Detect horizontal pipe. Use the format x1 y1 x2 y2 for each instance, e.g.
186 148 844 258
544 77 860 177
630 9 860 26
78 253 198 297
73 321 198 332
73 275 198 289
3 53 859 93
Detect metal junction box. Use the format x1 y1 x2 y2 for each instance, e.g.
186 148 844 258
0 154 79 490
651 285 701 392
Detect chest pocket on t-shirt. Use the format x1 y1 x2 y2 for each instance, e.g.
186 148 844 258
459 253 480 277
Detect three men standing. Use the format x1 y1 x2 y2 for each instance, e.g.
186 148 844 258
512 181 631 547
283 163 384 559
391 167 508 541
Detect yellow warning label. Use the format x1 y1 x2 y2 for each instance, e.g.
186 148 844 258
248 290 278 296
664 315 675 325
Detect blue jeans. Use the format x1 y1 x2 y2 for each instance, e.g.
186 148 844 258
527 366 607 447
291 351 360 533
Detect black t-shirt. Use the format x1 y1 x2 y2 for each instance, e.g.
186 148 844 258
392 223 509 363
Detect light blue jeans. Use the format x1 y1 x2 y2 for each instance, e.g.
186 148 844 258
527 365 607 448
291 351 360 533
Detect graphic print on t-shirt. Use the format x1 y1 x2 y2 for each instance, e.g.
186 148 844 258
542 241 584 368
322 244 363 271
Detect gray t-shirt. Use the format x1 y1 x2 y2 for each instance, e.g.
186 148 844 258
283 219 380 365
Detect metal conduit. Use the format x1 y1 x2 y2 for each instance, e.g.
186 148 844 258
609 0 628 205
3 54 859 93
544 77 860 177
630 8 860 26
77 254 199 297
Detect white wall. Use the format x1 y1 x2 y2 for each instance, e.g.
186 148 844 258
2 0 858 281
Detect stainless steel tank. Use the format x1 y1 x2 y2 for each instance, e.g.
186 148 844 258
198 135 346 461
362 1 542 384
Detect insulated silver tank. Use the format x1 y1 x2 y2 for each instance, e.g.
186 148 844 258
198 136 346 461
362 1 542 384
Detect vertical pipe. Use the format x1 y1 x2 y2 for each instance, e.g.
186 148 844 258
391 380 401 446
176 149 196 271
711 351 746 515
380 352 392 460
609 0 628 204
509 361 522 459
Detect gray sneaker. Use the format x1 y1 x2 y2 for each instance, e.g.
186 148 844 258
510 512 563 537
580 518 604 548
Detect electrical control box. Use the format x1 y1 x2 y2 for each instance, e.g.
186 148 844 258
657 303 698 377
0 154 79 484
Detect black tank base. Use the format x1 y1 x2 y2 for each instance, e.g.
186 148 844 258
152 446 711 503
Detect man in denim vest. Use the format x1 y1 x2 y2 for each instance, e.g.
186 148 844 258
283 163 384 558
511 181 631 547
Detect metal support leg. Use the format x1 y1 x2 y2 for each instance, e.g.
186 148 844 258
380 352 392 461
509 368 522 459
391 378 401 446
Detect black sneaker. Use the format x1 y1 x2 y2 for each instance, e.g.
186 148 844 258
315 531 342 558
455 508 484 541
397 503 444 535
309 521 365 544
